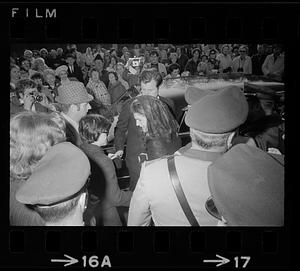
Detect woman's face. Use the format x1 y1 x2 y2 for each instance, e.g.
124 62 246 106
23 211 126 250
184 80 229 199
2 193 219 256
110 57 117 66
91 71 99 81
10 67 20 81
116 64 124 75
59 70 68 80
21 60 30 70
108 73 117 84
193 50 200 59
133 113 148 133
46 74 55 85
222 46 229 55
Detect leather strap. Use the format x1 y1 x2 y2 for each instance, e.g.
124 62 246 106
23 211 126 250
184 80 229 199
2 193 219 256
167 156 200 226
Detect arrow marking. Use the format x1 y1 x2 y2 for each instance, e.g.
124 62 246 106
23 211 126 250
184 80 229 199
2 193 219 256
203 254 230 267
51 254 78 267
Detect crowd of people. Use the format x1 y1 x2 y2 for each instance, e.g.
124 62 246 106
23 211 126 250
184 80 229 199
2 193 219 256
10 43 285 226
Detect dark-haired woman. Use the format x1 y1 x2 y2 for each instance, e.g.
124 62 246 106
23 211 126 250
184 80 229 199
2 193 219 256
107 71 127 105
130 95 182 162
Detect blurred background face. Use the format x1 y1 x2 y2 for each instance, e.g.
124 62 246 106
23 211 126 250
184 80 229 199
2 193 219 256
170 53 178 63
239 47 247 57
91 71 99 81
20 70 29 80
257 45 265 54
50 50 57 58
116 64 124 75
150 54 158 64
108 73 117 84
24 51 33 60
59 70 68 80
193 50 200 59
11 67 20 81
222 46 229 55
273 45 282 55
45 74 55 85
57 48 63 55
141 79 158 96
21 60 30 70
171 68 180 78
209 53 216 59
40 51 48 58
94 59 103 70
176 47 181 55
33 78 43 86
66 57 75 66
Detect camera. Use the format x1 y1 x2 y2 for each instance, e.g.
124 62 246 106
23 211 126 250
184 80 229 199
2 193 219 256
129 57 142 67
29 91 44 103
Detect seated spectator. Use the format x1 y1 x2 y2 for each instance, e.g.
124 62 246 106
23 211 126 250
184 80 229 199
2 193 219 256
203 44 219 56
39 48 48 61
23 49 34 64
166 63 181 79
122 60 142 89
55 65 71 86
79 114 133 226
46 49 61 69
93 54 109 88
115 62 130 90
208 49 220 71
30 72 54 103
43 68 60 99
176 46 189 73
84 47 95 67
217 44 233 73
14 79 55 113
130 95 182 162
207 143 284 226
231 45 240 59
20 68 30 80
30 57 48 77
10 111 66 226
86 68 111 106
262 44 284 81
18 57 31 73
184 48 201 76
251 44 267 76
232 45 252 74
107 71 128 105
10 64 20 91
147 50 167 78
65 53 84 83
106 55 118 72
16 141 92 226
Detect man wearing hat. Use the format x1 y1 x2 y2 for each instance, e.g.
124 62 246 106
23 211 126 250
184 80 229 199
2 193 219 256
16 142 91 226
207 143 284 226
56 81 93 146
65 53 84 83
128 85 248 226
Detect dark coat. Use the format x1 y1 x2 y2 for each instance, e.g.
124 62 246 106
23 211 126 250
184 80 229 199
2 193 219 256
63 118 83 147
79 142 132 207
67 63 84 83
114 95 177 190
108 81 127 104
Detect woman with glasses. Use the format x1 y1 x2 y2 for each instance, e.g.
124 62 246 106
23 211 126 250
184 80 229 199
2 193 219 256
79 114 132 226
232 45 252 74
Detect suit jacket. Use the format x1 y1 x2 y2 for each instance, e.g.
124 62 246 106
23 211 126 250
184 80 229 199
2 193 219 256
79 142 132 208
67 63 84 83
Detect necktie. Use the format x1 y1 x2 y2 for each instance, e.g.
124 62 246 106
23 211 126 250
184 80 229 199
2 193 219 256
70 66 73 73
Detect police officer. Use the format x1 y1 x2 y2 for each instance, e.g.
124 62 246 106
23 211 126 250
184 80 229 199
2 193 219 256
16 142 92 226
128 85 249 226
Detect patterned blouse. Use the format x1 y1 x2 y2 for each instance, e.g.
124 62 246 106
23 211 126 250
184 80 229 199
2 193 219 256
86 78 111 106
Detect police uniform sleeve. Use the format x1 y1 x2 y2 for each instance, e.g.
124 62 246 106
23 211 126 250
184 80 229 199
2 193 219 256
127 162 152 226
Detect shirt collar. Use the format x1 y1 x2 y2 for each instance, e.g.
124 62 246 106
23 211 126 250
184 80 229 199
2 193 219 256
61 112 79 132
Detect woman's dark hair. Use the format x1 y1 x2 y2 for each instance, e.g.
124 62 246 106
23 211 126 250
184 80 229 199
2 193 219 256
139 69 163 88
130 95 179 141
79 114 111 144
150 50 159 57
168 63 181 74
192 48 201 56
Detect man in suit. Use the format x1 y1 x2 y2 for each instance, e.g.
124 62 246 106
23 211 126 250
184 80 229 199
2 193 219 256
55 81 93 146
114 69 175 191
127 85 249 226
65 53 84 83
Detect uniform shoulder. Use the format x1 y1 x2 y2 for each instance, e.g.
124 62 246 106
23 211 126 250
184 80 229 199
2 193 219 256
144 154 173 168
